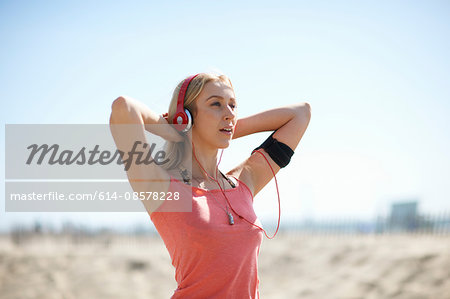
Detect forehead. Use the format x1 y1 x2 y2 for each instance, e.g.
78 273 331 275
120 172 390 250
198 80 235 100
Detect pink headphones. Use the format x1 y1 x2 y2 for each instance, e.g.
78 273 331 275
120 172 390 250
172 74 200 132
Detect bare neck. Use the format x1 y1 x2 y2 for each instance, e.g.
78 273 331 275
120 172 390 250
180 134 223 181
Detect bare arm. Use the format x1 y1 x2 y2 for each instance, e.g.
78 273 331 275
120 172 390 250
109 95 181 213
111 95 183 142
229 102 311 196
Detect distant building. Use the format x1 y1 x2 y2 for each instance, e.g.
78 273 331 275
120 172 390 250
389 201 419 232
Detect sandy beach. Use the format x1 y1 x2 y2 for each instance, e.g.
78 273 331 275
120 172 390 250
1 233 449 299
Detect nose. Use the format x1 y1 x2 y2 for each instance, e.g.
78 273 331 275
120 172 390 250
224 105 236 121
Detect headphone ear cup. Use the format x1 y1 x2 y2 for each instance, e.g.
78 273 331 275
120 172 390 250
183 108 193 132
173 74 198 132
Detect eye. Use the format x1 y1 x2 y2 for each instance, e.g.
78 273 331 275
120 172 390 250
212 101 221 107
229 103 237 109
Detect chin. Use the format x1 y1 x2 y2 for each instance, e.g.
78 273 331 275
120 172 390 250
217 139 232 149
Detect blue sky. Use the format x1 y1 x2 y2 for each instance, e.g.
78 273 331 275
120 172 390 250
1 0 450 231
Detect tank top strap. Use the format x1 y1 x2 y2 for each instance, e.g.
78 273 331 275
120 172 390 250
219 171 236 188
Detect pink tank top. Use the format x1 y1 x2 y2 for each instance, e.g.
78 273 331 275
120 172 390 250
150 176 263 298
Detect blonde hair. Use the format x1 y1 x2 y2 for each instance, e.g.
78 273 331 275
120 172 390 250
163 73 233 170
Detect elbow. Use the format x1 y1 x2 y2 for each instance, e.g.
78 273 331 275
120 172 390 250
295 102 311 120
111 95 132 116
303 102 311 117
111 96 129 112
110 96 132 124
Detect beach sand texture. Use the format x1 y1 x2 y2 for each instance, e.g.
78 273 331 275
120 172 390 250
1 234 449 299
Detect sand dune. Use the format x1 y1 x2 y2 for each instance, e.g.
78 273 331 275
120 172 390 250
1 234 449 299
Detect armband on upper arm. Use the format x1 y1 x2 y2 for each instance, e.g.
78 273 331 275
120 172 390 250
251 131 294 168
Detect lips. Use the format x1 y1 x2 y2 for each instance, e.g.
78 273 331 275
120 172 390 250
219 126 234 135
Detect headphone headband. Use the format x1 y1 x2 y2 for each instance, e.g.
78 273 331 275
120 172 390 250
172 74 200 132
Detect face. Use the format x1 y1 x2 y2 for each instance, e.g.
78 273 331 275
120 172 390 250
191 80 237 150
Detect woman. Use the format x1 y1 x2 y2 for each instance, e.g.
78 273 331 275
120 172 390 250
109 73 311 298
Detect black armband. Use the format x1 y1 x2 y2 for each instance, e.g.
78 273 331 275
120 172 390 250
252 131 294 168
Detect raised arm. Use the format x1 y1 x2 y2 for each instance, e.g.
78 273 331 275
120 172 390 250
229 102 311 196
109 95 181 213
